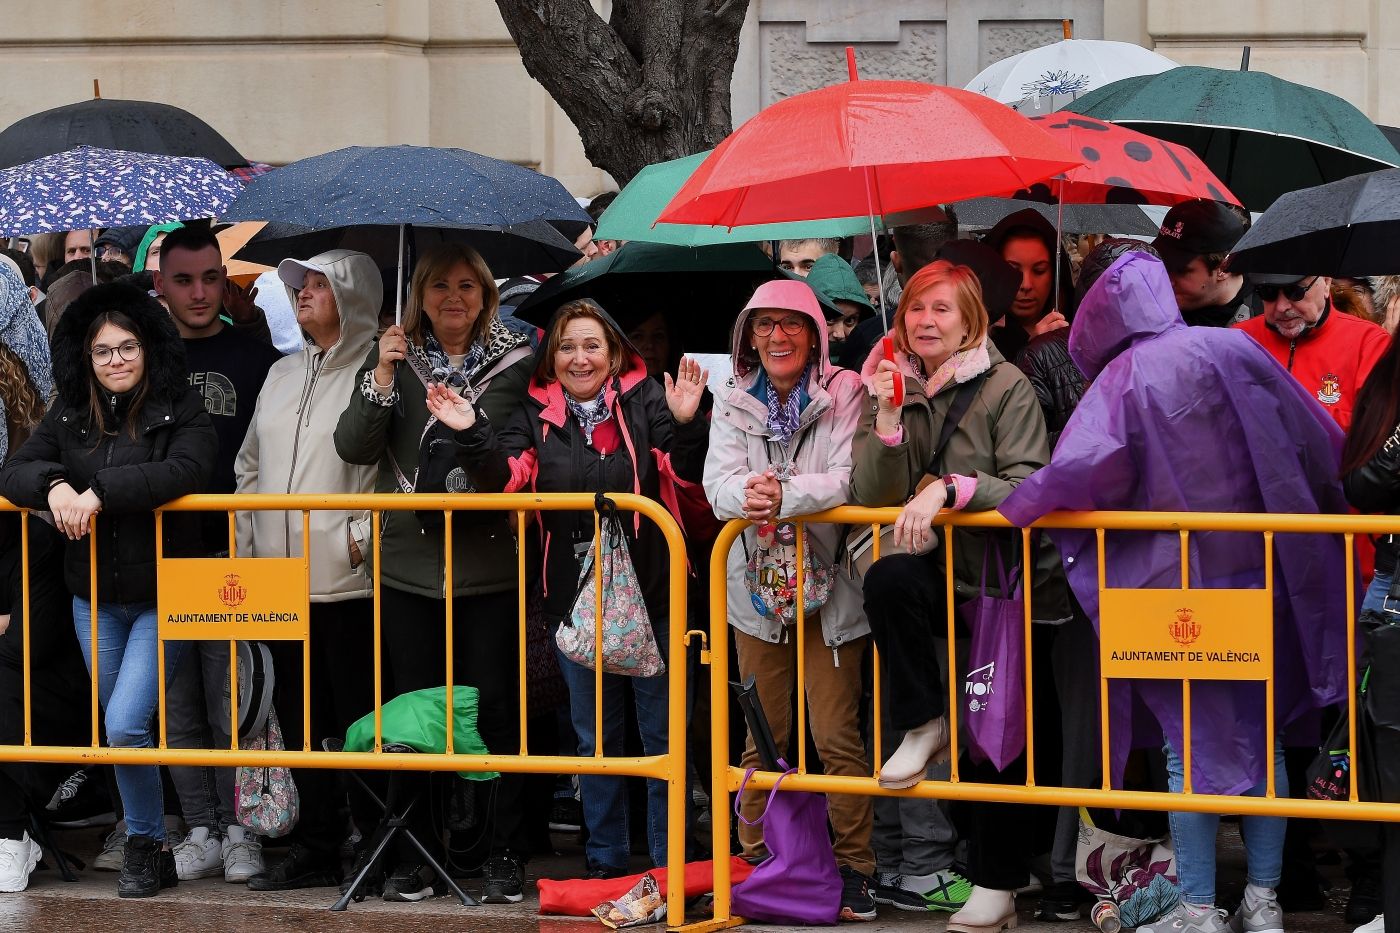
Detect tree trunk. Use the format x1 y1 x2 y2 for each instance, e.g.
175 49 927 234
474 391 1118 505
493 0 750 186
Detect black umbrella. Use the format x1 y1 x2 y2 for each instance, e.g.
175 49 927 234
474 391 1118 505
0 98 247 169
513 240 839 355
233 219 581 281
1226 168 1400 276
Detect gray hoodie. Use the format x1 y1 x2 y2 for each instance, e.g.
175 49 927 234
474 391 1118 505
235 249 382 601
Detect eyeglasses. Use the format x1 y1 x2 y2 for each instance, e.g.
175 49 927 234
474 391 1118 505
751 316 807 337
90 341 142 366
1256 277 1319 303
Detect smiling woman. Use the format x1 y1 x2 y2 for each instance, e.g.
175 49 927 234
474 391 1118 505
431 297 709 880
0 282 217 899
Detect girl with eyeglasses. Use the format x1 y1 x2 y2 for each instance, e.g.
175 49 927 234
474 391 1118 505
0 282 216 898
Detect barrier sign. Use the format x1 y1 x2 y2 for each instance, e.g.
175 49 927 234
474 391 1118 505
1099 588 1272 680
158 557 310 641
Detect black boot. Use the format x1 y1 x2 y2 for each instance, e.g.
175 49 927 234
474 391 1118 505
247 842 343 891
117 835 177 898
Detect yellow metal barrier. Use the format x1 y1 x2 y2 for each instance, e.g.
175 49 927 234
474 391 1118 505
694 506 1400 933
0 492 692 926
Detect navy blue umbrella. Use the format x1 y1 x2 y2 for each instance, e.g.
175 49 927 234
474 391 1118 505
223 145 591 308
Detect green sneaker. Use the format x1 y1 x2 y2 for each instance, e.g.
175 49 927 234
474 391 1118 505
872 870 972 912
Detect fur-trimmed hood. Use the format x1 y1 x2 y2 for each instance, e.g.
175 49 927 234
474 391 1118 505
51 281 189 408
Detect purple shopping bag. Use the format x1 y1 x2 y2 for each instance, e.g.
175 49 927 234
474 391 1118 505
730 764 841 926
957 545 1027 771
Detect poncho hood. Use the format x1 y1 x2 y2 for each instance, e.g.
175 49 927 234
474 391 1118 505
1069 251 1183 381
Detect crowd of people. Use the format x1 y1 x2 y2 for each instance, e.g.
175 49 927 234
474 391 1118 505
0 199 1395 933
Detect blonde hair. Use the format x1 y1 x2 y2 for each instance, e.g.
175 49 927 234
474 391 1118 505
891 261 989 356
401 244 500 348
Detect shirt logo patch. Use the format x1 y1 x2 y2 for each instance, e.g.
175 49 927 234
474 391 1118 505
1317 373 1342 405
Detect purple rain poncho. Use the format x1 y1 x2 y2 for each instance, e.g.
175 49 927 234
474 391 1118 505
999 252 1349 797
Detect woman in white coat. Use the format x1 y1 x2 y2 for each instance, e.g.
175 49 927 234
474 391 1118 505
701 278 875 921
234 249 383 892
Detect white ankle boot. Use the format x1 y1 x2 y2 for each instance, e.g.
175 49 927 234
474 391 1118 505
947 886 1017 933
877 716 950 789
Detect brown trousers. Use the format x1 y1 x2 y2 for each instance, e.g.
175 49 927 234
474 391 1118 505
735 621 874 876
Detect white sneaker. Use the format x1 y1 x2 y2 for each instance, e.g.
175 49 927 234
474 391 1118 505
93 820 126 871
0 833 42 892
173 827 224 880
1354 917 1384 933
222 825 264 884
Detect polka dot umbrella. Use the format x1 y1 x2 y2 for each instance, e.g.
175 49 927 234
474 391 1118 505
0 144 243 277
1013 114 1241 207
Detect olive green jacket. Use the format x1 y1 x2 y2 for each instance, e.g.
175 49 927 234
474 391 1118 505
332 325 533 599
850 340 1072 621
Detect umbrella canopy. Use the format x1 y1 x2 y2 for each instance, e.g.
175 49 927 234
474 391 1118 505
512 240 837 355
223 144 588 230
1063 66 1400 210
232 219 580 279
595 150 875 246
1225 168 1400 276
0 97 248 169
966 38 1177 113
222 145 589 278
941 198 1158 236
1015 114 1239 206
658 78 1083 228
0 145 242 237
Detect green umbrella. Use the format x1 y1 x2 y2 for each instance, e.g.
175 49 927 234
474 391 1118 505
594 150 876 246
1063 65 1400 210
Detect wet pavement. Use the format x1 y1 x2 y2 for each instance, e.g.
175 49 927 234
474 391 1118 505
4 823 1361 932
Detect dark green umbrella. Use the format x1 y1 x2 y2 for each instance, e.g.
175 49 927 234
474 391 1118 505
1063 65 1400 210
513 240 838 355
593 150 875 246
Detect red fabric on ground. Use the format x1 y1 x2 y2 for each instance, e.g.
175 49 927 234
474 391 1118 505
537 857 755 916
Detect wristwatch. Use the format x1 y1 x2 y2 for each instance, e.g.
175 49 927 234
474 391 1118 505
943 475 958 509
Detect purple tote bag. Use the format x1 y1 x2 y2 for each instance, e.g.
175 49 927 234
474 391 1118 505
730 764 841 925
958 545 1027 771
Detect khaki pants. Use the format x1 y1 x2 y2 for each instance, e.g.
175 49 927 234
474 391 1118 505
735 621 874 876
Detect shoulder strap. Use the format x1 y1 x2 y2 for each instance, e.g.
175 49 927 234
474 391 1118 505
925 363 999 476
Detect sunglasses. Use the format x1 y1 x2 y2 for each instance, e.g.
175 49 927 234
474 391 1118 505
1256 277 1318 303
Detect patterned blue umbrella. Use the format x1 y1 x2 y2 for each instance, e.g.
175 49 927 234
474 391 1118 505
222 145 592 310
222 144 589 230
0 144 241 236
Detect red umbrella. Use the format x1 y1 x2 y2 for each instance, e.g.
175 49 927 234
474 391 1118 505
658 61 1083 227
1017 114 1240 206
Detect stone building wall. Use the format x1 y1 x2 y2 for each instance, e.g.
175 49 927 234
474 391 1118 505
0 1 1392 196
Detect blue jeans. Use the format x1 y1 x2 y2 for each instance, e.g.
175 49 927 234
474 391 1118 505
73 597 184 841
556 644 669 871
1362 567 1397 617
1164 738 1287 904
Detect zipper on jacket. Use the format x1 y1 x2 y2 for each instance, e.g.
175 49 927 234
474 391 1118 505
1287 340 1297 371
283 351 325 555
104 395 121 603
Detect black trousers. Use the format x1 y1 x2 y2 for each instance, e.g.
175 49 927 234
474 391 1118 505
0 518 88 838
863 551 952 730
380 585 529 862
864 548 1064 890
267 598 380 855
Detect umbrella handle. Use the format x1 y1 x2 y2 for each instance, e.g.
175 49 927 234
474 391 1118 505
883 336 903 408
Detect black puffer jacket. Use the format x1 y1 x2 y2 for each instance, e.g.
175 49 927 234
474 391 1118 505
1343 421 1400 575
1015 329 1086 451
0 282 217 602
452 353 707 625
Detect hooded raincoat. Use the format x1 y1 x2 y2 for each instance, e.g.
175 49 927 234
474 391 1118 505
235 250 382 601
703 279 866 648
1000 252 1350 796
